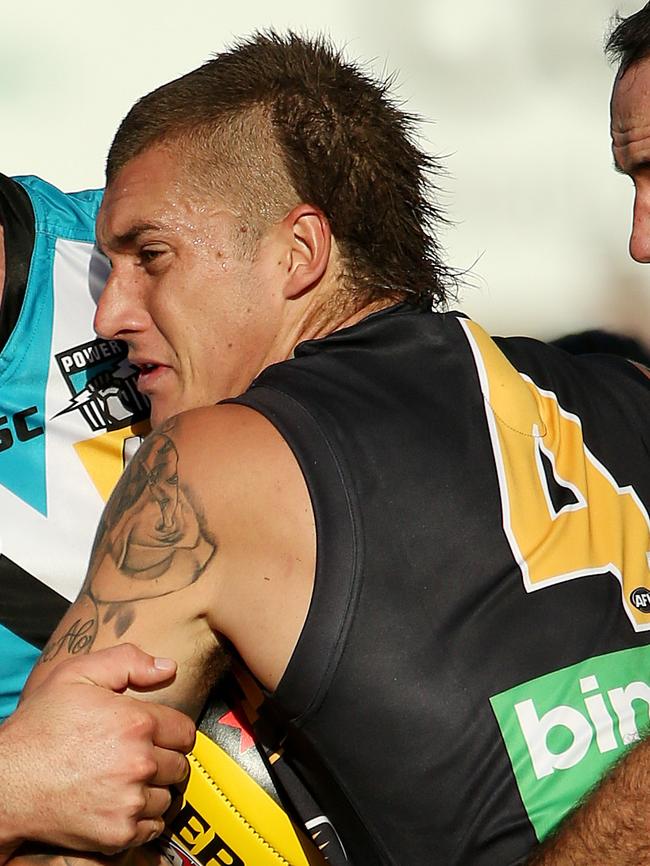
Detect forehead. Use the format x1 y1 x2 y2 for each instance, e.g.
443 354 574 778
611 58 650 168
97 146 233 248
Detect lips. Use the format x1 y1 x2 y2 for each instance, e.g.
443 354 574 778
130 358 169 393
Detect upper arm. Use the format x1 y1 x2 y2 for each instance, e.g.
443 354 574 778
26 414 223 717
25 404 316 714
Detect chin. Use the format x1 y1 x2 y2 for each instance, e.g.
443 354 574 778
150 403 173 429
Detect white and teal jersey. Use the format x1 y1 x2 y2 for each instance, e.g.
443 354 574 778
0 175 149 718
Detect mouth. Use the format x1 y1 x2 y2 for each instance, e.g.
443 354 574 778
131 360 168 392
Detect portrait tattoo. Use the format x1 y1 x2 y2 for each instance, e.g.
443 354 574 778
40 423 216 662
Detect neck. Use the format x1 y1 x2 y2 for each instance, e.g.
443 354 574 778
297 291 396 345
331 297 396 333
0 222 4 312
260 236 398 372
266 287 395 374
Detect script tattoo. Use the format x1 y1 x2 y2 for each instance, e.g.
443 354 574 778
41 596 98 663
40 421 215 662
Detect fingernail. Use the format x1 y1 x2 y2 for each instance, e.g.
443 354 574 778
154 657 176 671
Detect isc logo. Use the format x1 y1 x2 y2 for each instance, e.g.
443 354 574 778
0 407 44 453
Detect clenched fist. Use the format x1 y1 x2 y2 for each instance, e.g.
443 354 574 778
0 644 195 860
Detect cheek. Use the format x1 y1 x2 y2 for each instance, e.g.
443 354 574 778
166 259 263 358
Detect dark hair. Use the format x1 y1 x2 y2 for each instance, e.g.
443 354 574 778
606 3 650 72
107 31 455 309
551 329 650 365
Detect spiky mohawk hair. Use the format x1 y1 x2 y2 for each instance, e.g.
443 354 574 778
107 31 455 308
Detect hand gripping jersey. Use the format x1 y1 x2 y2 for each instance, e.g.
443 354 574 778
0 174 149 718
231 304 650 865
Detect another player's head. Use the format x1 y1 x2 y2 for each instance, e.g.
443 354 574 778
608 3 650 263
95 33 453 424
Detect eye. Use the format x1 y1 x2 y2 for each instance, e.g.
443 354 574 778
138 245 170 270
140 248 163 263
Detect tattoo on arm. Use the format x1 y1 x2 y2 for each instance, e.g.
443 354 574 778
41 421 216 663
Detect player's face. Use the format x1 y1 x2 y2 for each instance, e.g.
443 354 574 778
95 146 286 426
611 56 650 264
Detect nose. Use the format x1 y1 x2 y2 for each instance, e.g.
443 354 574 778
630 185 650 264
94 267 150 340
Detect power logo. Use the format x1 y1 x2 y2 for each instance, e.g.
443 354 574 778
51 337 151 501
491 644 650 841
54 338 148 433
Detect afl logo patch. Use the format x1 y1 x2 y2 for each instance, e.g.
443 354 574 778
630 587 650 610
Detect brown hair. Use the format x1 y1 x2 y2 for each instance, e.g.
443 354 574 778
107 31 455 309
606 3 650 73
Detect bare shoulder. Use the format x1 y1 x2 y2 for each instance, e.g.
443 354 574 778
167 402 313 542
33 403 315 703
164 404 317 689
169 402 303 490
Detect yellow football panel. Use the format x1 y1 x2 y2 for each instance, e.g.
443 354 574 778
177 731 314 866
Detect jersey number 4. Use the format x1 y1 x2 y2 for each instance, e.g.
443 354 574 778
461 319 650 632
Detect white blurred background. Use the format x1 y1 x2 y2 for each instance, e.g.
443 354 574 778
1 0 646 341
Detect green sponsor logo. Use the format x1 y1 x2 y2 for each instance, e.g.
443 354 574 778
491 645 650 841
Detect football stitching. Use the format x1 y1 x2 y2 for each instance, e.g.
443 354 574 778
187 752 294 865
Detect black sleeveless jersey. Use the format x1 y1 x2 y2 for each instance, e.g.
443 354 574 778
232 304 650 865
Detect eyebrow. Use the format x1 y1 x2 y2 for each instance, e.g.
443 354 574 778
104 222 165 251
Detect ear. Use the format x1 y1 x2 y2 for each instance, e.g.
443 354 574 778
281 204 332 299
